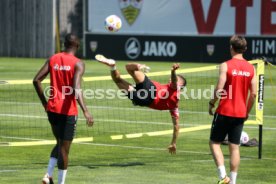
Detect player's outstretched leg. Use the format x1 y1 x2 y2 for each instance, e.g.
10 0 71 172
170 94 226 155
95 54 132 91
95 54 116 67
125 63 150 84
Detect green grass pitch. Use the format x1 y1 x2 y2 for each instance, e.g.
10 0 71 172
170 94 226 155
0 57 275 184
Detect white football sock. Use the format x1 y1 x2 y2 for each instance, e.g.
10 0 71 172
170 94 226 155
47 157 57 177
58 169 67 184
230 171 237 184
218 165 227 180
110 65 117 71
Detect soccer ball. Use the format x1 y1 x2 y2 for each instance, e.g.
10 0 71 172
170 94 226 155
105 15 122 32
240 131 249 144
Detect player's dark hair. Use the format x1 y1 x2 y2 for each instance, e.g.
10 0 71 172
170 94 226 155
230 35 247 53
64 33 80 49
177 74 187 88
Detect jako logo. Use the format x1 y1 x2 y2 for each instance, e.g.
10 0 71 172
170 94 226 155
143 41 177 57
53 64 71 71
53 64 59 71
125 37 141 59
232 69 250 77
125 37 177 59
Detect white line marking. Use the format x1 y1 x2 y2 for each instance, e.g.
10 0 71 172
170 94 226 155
1 113 276 130
191 159 214 162
1 136 276 161
96 118 170 125
1 101 276 118
0 136 45 141
0 113 171 125
264 86 275 88
0 101 40 105
78 142 211 155
0 170 17 173
192 158 252 162
0 113 47 119
76 142 276 161
246 126 276 130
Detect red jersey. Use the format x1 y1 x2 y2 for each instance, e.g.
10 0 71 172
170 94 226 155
149 81 179 111
47 52 80 115
216 58 254 118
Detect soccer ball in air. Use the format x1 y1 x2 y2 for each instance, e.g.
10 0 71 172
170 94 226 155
105 15 122 32
240 131 249 145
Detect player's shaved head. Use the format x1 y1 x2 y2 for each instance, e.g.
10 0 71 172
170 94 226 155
230 35 247 53
177 74 187 88
64 33 80 50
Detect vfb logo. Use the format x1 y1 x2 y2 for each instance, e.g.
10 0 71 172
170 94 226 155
125 37 177 59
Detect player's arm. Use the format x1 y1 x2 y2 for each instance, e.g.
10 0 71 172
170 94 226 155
209 62 227 115
168 108 180 154
33 59 50 110
74 61 94 126
170 63 180 89
246 67 257 120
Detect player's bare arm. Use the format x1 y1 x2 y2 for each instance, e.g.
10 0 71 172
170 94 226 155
246 67 257 120
209 62 227 115
168 114 179 154
33 59 50 110
168 64 180 154
74 61 94 126
171 63 180 89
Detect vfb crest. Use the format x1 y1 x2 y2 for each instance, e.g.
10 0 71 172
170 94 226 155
207 44 215 56
90 41 98 52
119 0 143 25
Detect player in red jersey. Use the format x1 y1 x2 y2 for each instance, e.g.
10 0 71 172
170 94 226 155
33 34 93 184
208 35 257 184
95 54 186 154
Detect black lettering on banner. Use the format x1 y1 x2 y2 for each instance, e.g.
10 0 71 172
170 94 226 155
258 75 264 110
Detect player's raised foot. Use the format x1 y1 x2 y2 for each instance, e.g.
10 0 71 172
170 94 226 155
95 54 116 66
217 176 230 184
42 173 54 184
138 64 150 73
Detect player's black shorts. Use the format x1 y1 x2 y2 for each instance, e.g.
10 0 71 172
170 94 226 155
210 113 245 145
127 75 156 106
47 111 77 141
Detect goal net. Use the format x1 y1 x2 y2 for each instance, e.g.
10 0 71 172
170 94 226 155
0 60 265 154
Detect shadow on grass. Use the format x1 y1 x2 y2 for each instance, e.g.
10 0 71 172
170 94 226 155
75 162 145 169
110 162 145 167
